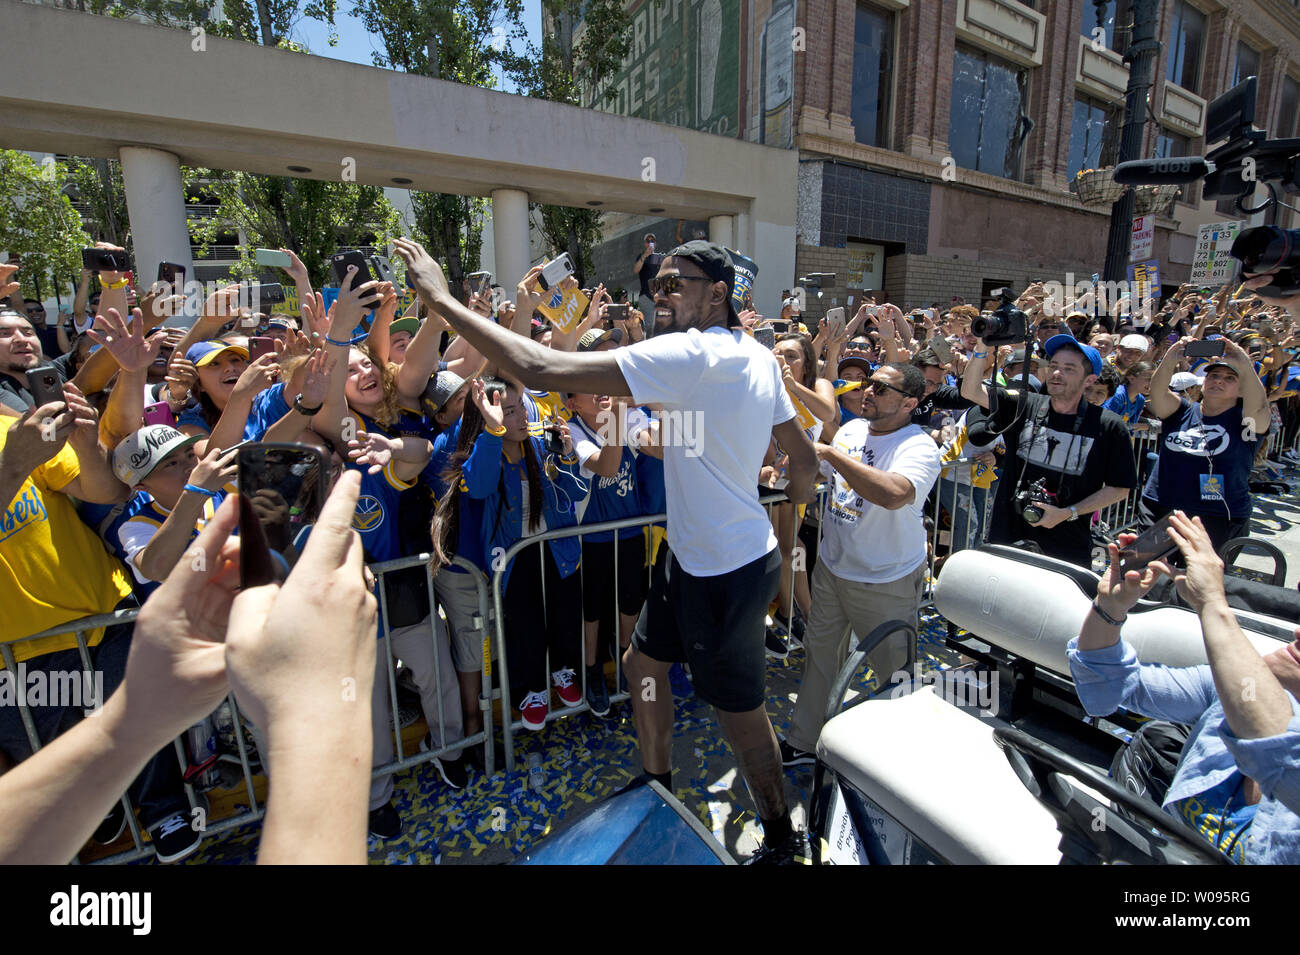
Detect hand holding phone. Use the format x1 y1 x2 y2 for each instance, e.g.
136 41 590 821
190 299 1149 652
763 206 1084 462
538 253 574 291
255 248 293 270
238 443 330 588
27 365 64 409
1117 514 1179 575
1186 339 1226 359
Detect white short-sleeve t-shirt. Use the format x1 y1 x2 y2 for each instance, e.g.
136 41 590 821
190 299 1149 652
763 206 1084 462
819 418 942 584
614 326 797 576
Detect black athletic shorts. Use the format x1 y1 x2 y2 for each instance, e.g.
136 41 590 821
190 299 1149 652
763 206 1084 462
631 544 781 713
581 535 649 623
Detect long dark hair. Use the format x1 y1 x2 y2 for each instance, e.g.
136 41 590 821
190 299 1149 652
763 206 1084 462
430 379 545 574
776 333 817 388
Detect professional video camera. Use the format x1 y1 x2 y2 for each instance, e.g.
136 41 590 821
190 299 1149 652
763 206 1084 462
970 287 1029 346
1114 76 1300 295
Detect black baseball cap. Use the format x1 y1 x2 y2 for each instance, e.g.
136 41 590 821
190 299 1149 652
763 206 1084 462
664 240 740 326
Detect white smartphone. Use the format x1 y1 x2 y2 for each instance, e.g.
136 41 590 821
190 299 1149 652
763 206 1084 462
824 306 846 339
538 253 574 291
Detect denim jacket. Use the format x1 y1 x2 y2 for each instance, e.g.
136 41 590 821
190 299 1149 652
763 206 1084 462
1068 637 1300 864
459 394 583 588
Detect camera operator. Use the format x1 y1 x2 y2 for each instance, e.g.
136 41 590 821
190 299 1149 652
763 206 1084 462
1069 512 1300 863
962 328 1135 567
632 233 662 329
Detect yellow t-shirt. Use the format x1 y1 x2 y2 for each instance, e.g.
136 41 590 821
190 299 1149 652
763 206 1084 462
0 427 133 665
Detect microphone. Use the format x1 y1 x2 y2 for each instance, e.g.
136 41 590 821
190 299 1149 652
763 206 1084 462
1112 157 1214 185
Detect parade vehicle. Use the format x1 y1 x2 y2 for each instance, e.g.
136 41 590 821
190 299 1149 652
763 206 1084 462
807 544 1295 865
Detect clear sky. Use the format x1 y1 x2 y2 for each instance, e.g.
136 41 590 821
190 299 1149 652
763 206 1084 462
291 0 543 94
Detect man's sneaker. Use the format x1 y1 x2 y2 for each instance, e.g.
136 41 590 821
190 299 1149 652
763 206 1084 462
765 627 789 660
778 736 816 767
520 691 550 730
586 665 611 718
745 828 812 865
552 668 583 708
93 801 127 845
789 608 806 648
420 734 469 790
368 801 402 839
147 812 201 864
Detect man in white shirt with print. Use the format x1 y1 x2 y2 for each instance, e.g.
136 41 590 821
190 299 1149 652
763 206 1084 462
780 362 942 766
396 238 819 863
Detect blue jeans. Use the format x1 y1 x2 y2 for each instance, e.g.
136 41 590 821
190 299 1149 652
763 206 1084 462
938 477 989 552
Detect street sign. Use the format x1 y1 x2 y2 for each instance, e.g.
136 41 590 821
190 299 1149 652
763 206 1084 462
1130 215 1154 261
1190 221 1241 284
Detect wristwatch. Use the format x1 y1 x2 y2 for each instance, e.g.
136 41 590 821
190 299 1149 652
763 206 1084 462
293 393 323 416
1068 505 1079 521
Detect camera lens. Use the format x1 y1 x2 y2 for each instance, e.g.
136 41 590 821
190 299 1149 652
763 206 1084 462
1231 226 1296 273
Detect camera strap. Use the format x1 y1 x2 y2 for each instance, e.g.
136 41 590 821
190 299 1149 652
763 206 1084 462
1014 395 1087 502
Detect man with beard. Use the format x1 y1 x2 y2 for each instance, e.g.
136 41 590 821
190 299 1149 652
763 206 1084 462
779 362 940 766
962 334 1135 567
395 237 819 864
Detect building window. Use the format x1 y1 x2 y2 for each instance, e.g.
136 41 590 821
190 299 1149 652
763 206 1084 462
1155 128 1191 204
1233 42 1260 88
851 3 894 148
949 46 1030 180
1165 1 1206 94
1278 75 1300 138
1081 0 1132 54
1068 97 1117 176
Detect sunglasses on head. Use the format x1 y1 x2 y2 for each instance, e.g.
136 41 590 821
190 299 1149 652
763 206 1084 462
648 274 714 296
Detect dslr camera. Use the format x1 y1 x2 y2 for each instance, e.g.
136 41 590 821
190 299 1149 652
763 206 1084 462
971 288 1029 346
1015 477 1055 524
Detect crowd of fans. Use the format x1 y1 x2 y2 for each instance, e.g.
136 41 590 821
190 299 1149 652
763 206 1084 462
1 234 1298 865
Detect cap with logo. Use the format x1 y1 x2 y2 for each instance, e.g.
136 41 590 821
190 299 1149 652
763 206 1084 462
577 326 624 352
112 425 201 486
1043 333 1103 376
421 370 467 415
664 240 740 326
186 340 250 367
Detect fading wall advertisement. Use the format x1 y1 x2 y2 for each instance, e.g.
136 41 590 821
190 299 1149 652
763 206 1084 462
580 0 795 148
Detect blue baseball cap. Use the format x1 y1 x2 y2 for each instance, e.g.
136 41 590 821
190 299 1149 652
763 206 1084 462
1044 334 1102 376
186 340 249 367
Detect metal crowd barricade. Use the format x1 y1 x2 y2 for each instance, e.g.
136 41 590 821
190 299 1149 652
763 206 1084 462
4 555 493 865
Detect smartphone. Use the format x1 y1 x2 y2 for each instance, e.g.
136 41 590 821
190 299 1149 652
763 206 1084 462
28 365 63 408
247 283 286 307
544 421 566 457
331 251 377 294
928 335 954 363
157 261 186 292
467 270 492 298
142 401 175 427
537 253 574 291
1118 514 1180 575
82 248 131 272
754 326 776 349
369 254 398 287
249 337 276 362
825 306 846 339
606 302 629 323
237 443 330 589
1186 339 1226 359
255 248 293 270
769 319 791 334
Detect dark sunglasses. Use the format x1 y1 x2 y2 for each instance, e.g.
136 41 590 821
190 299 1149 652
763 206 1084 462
648 274 714 296
866 377 920 399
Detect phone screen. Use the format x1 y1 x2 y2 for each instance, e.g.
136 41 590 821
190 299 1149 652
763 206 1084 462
237 444 329 588
1118 514 1179 574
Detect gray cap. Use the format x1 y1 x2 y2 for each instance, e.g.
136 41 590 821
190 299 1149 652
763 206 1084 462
422 370 466 415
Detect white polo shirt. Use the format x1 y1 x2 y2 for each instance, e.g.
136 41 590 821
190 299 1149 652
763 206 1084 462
614 326 796 576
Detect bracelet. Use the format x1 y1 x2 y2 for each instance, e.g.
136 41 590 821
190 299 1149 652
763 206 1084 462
485 423 507 437
324 334 354 347
1090 601 1126 627
183 484 220 499
102 278 129 290
972 351 988 359
293 393 323 416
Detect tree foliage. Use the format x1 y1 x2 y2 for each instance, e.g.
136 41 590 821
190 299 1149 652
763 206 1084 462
187 171 402 287
78 0 337 48
62 157 130 247
0 151 91 301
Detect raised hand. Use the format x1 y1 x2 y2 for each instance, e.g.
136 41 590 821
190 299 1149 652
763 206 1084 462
299 349 332 407
85 307 166 374
392 238 452 309
347 429 399 476
472 378 504 432
189 445 239 493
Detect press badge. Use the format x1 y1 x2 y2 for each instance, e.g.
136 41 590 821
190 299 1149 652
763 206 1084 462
1199 473 1225 501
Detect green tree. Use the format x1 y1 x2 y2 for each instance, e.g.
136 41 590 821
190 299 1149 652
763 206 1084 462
62 157 130 247
0 151 90 301
353 0 531 291
82 0 337 48
187 171 402 287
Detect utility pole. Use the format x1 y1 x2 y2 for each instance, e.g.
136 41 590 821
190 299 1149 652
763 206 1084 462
1101 0 1160 282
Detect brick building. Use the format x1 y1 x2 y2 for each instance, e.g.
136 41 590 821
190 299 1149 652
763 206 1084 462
792 0 1300 314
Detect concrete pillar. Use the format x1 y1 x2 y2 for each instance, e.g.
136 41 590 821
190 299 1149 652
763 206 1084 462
118 146 194 294
708 215 735 249
491 188 531 292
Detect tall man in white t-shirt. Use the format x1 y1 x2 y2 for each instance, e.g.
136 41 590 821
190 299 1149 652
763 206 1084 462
780 362 942 765
395 238 819 863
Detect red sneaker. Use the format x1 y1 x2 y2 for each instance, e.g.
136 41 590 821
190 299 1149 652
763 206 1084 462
520 691 549 731
552 668 583 708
